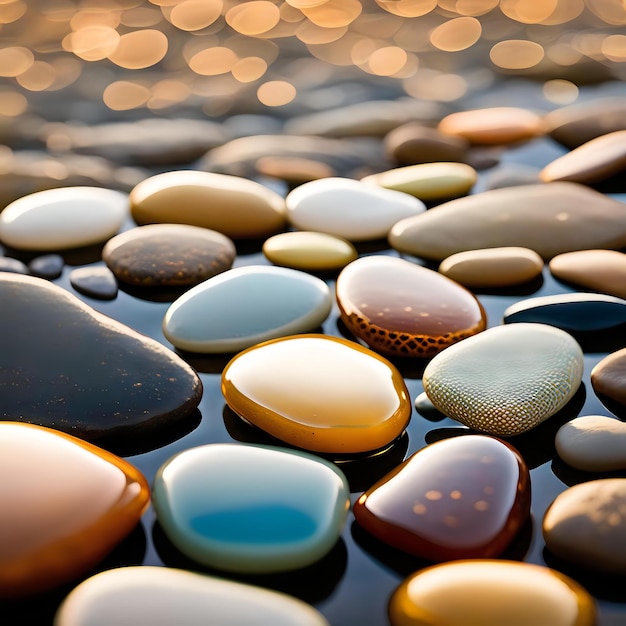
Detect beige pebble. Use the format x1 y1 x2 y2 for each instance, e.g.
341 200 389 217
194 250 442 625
255 156 335 185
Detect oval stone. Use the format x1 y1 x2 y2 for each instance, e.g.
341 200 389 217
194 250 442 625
69 266 118 300
389 182 626 261
591 347 626 408
361 162 477 202
152 443 350 574
28 253 64 279
285 177 425 241
55 566 330 626
129 170 286 239
353 435 531 561
0 186 128 251
262 231 358 272
255 155 335 185
543 478 626 573
0 422 149 598
0 256 28 274
221 334 411 454
423 323 584 436
336 256 486 358
439 247 544 288
103 223 236 287
163 266 332 354
389 560 596 626
555 415 626 472
549 249 626 299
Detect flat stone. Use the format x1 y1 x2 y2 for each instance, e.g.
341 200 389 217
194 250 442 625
439 247 544 288
0 422 149 598
0 273 202 444
255 155 335 185
591 347 626 407
103 224 236 287
423 323 584 436
336 256 486 358
437 107 543 145
69 266 118 300
0 186 128 251
0 256 29 274
389 182 626 261
389 560 596 626
549 249 626 298
354 435 531 561
555 415 626 472
152 443 350 573
543 478 626 573
221 334 411 454
263 231 358 272
163 266 331 354
55 566 330 626
130 170 286 240
361 162 477 202
286 177 425 241
540 130 626 185
28 254 64 279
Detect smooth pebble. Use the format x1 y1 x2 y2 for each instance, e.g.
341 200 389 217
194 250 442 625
591 347 626 408
69 266 118 300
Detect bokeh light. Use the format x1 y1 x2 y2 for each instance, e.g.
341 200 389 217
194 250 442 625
490 39 545 69
257 80 296 106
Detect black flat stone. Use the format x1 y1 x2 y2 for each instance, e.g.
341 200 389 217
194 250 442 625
69 266 118 300
28 254 64 279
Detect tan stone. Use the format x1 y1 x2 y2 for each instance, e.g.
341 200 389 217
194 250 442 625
255 156 335 185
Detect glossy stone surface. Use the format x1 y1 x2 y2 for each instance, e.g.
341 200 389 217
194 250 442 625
152 443 350 574
256 155 335 185
0 422 149 598
129 170 286 239
262 231 358 271
389 182 626 261
423 324 584 436
285 177 425 242
221 334 411 454
0 186 128 251
389 560 596 626
543 478 626 573
549 249 626 299
28 253 64 279
591 347 626 407
103 224 236 287
69 266 118 300
163 266 332 354
354 435 530 562
55 566 330 626
0 256 28 274
361 162 477 202
336 256 486 358
556 415 626 472
439 247 544 288
0 273 202 444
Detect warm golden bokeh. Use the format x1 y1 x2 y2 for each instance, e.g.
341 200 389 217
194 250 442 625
0 90 27 116
542 78 579 104
0 46 34 77
301 0 362 27
490 39 545 69
257 79 296 106
225 1 281 36
367 46 408 76
602 34 626 62
429 16 482 52
375 0 437 18
0 0 26 24
103 80 151 110
231 56 268 82
165 0 222 32
63 26 121 62
108 29 168 69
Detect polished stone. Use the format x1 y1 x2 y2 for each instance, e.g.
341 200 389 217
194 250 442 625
221 334 411 454
152 443 350 573
103 224 236 287
0 256 28 274
163 266 332 354
336 256 486 358
69 266 118 300
354 435 530 561
28 253 64 279
591 347 626 407
0 422 149 598
423 324 584 436
55 566 330 626
389 560 596 626
0 273 202 444
255 155 335 185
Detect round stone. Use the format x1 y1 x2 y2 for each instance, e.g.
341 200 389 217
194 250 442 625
129 170 286 239
285 177 425 242
439 247 544 288
262 231 358 272
221 334 411 454
69 266 118 300
543 478 626 573
0 186 128 251
102 224 236 287
336 255 486 358
389 560 596 626
28 254 64 279
0 256 28 274
591 346 626 408
55 566 330 626
163 266 332 354
423 323 584 436
152 443 350 574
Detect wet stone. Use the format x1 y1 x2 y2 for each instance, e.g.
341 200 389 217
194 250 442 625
0 273 202 444
28 253 64 279
336 256 486 358
0 422 149 598
152 443 350 574
102 224 236 287
221 334 411 455
0 256 28 275
423 324 584 436
69 266 118 300
591 347 626 408
353 435 531 561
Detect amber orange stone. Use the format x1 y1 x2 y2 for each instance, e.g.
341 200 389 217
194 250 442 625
353 435 531 561
336 256 486 358
0 422 149 599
